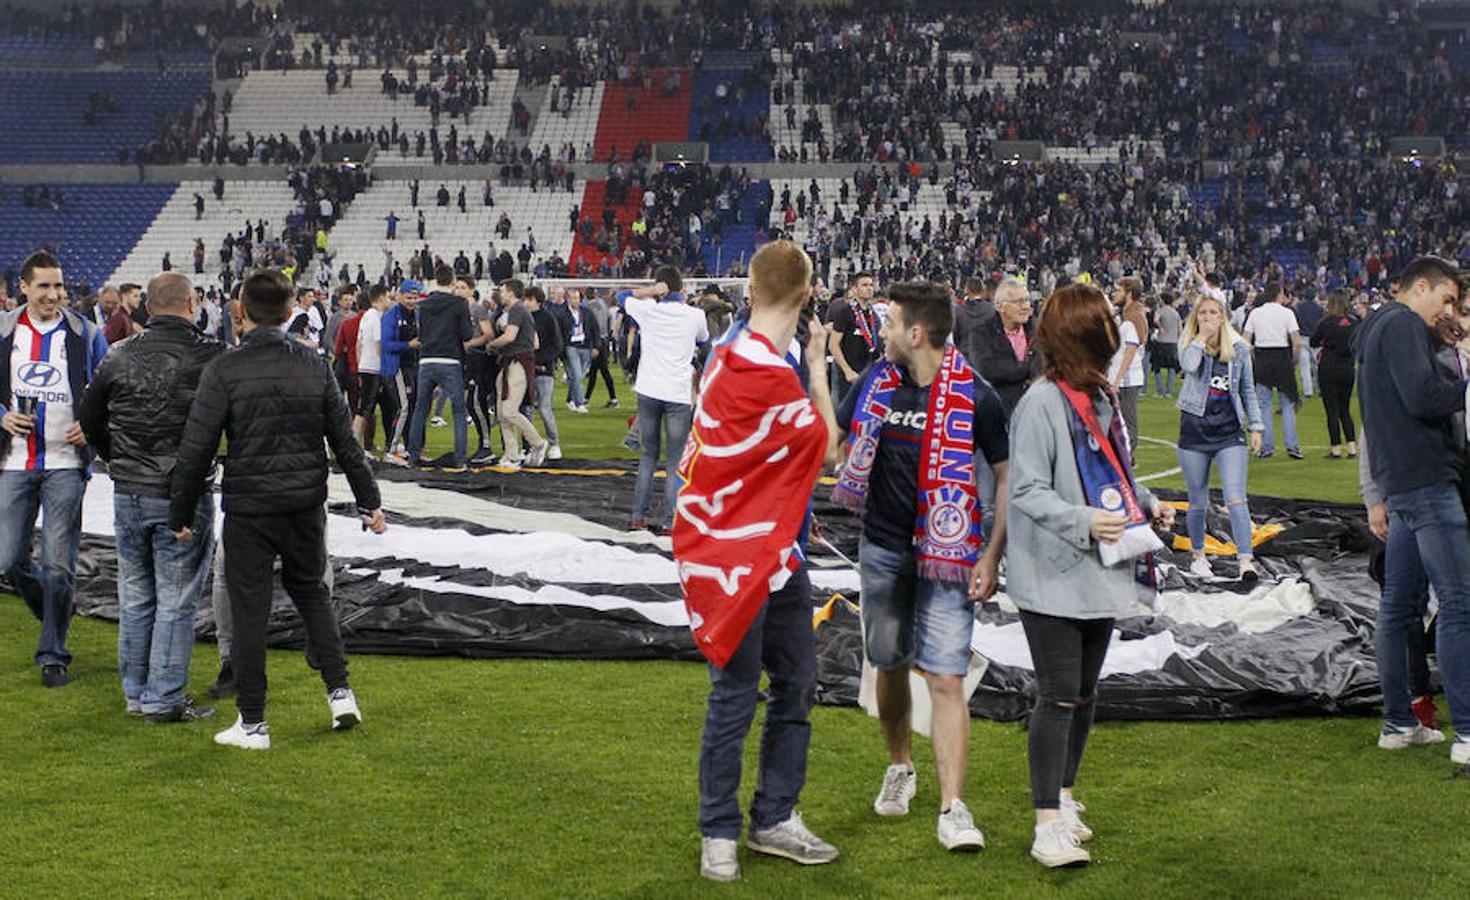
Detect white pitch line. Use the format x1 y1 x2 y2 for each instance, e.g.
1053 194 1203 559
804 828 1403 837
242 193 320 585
1136 434 1182 483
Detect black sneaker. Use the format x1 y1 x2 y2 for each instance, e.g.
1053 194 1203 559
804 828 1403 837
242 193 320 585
147 696 217 724
41 664 72 688
1287 448 1304 460
605 399 620 408
207 662 236 699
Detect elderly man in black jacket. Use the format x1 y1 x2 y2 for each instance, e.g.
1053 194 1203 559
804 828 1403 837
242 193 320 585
968 277 1041 414
169 270 386 751
81 272 224 723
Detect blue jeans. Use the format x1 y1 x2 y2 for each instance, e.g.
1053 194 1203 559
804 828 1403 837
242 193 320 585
1255 384 1299 454
565 346 589 407
114 493 215 713
0 469 86 666
1176 443 1254 558
408 362 468 465
1381 484 1470 731
858 536 974 676
699 566 814 839
1154 366 1176 398
534 373 561 445
632 393 692 527
1297 344 1316 397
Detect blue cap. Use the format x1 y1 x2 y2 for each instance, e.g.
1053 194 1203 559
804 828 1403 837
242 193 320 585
399 279 424 294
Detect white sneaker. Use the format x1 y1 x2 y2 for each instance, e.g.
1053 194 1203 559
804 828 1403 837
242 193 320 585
547 444 563 460
214 715 271 750
1189 556 1213 579
566 400 580 412
1378 722 1445 749
1031 819 1090 868
430 416 447 427
745 811 838 865
873 764 916 816
526 442 550 467
1453 737 1470 765
699 837 739 882
329 687 361 730
1061 794 1093 842
574 404 590 414
937 799 985 851
498 457 523 471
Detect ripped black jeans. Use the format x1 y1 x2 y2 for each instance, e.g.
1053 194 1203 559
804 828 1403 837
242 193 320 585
1019 610 1114 809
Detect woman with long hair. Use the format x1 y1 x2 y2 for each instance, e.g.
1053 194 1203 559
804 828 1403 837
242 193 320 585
1176 291 1265 581
1006 283 1175 868
1310 289 1360 459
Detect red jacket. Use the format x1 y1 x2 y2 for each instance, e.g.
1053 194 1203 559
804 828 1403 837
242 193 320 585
334 312 362 374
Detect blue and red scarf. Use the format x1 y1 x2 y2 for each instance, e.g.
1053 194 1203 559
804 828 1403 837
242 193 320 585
1056 380 1163 589
833 345 981 583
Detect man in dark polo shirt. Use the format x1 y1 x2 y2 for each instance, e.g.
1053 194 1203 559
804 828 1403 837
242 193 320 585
826 272 880 402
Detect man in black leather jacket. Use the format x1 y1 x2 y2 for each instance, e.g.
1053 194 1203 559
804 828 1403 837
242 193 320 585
168 270 386 750
80 272 224 723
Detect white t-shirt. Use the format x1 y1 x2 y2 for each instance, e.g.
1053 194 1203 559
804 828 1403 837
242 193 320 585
1109 319 1145 388
4 311 80 471
356 307 383 374
1244 302 1299 348
623 295 709 405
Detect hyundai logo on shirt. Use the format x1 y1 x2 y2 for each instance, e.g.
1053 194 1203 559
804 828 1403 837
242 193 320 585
18 361 62 388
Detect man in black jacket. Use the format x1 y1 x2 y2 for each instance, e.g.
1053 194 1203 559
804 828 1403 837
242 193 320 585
1358 255 1470 763
168 270 386 751
80 272 224 723
528 287 564 460
968 276 1040 415
405 264 474 470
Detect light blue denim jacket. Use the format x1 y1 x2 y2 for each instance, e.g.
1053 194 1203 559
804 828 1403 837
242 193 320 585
1005 380 1157 620
1175 338 1265 433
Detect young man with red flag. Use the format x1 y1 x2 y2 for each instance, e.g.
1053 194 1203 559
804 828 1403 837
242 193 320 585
832 281 1012 854
673 241 840 883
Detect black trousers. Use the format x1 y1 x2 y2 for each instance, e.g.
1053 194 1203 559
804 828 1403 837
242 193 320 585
584 348 617 403
467 356 495 450
1319 365 1356 446
1019 610 1113 809
223 507 348 724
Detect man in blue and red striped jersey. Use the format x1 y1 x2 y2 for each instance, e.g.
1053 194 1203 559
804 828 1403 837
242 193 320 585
0 251 106 688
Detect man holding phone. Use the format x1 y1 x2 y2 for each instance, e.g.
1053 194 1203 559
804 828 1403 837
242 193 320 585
0 251 106 688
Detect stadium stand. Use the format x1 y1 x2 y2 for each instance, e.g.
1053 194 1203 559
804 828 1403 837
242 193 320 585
0 183 177 290
107 182 298 289
0 71 210 164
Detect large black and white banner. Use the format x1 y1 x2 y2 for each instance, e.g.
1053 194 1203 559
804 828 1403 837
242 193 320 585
59 465 1397 721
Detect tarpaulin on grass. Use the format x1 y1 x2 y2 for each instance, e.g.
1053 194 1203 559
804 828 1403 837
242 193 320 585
45 465 1400 721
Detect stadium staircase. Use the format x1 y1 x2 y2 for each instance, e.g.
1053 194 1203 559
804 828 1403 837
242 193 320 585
592 68 692 161
107 181 297 288
698 182 769 275
567 180 642 272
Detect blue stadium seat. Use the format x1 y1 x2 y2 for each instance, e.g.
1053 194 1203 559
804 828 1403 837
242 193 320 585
0 71 209 164
0 183 178 290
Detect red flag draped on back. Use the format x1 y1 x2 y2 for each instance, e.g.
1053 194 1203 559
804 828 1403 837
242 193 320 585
673 330 829 668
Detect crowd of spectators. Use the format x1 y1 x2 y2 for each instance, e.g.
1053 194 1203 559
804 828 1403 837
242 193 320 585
770 155 1467 298
60 0 1465 168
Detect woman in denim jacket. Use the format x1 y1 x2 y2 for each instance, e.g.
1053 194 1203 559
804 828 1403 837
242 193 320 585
1176 292 1266 582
